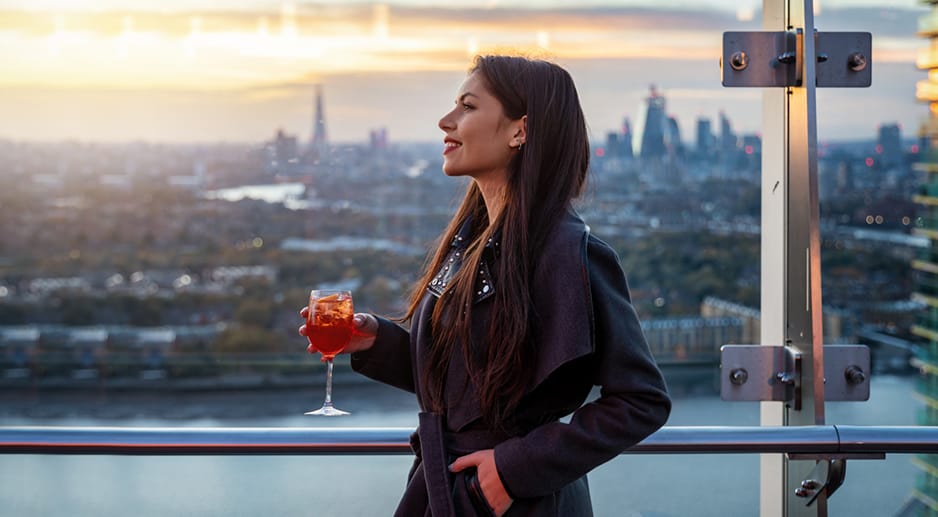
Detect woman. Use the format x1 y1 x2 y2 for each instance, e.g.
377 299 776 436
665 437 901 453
300 55 670 516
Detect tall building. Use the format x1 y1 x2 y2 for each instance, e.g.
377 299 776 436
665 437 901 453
878 123 903 168
719 111 737 156
740 133 762 171
696 117 714 155
309 84 329 161
369 127 388 151
910 3 938 512
605 132 624 158
621 118 633 159
265 129 299 175
604 118 633 159
667 115 684 156
632 85 668 159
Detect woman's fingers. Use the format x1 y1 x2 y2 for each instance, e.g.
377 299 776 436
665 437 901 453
353 313 378 336
448 450 483 472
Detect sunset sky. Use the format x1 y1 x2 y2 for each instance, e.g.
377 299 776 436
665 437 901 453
0 1 927 144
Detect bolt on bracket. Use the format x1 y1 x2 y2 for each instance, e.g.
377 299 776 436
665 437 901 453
721 30 871 88
720 344 870 406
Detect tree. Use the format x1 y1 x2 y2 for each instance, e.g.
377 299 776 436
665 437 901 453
214 324 280 354
234 299 274 328
0 303 26 325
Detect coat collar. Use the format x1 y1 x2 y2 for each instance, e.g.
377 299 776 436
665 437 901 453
450 214 501 259
428 215 497 302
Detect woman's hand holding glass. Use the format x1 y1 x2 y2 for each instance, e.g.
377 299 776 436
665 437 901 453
298 290 376 416
298 310 378 357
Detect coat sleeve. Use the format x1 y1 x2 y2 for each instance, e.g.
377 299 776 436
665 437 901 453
349 316 416 394
493 236 671 499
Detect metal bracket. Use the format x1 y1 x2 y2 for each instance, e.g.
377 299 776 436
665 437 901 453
788 452 881 507
720 344 870 406
722 31 798 87
720 344 802 408
792 458 845 507
821 345 871 402
816 32 872 88
722 30 871 88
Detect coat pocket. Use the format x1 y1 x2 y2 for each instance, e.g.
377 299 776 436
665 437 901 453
464 469 496 517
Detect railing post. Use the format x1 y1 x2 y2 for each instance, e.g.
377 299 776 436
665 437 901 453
761 0 826 516
760 2 788 516
723 0 871 507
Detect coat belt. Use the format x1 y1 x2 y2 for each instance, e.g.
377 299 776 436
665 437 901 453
415 412 506 517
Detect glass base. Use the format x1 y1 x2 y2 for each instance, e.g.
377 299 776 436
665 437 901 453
305 403 349 416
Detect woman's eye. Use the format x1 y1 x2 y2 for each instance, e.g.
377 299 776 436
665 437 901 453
462 103 474 111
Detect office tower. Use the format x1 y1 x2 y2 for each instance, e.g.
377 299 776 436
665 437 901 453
666 115 683 156
603 118 634 159
741 134 761 155
878 123 903 168
369 127 388 151
605 132 622 158
912 3 938 512
740 134 761 171
632 85 668 159
621 118 633 158
696 117 714 155
719 111 737 155
266 129 299 175
309 84 329 160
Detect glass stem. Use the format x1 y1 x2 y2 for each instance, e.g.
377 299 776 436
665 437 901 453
323 358 335 407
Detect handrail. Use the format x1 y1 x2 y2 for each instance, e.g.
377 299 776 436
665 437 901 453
2 425 937 456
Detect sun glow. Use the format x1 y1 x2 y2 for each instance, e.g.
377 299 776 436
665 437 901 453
0 1 919 143
0 5 747 90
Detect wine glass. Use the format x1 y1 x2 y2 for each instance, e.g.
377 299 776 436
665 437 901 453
304 289 354 416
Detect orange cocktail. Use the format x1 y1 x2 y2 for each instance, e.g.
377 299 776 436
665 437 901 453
305 289 354 416
307 291 354 359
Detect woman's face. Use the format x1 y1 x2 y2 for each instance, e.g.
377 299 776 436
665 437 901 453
438 72 523 185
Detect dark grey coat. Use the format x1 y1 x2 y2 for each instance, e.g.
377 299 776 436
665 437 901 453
351 211 671 516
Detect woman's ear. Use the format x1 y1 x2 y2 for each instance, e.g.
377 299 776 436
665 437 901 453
511 115 527 148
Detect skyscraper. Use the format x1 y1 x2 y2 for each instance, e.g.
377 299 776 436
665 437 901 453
621 118 633 159
603 118 633 159
666 115 683 156
369 127 388 151
632 85 668 159
266 129 299 175
309 84 329 160
696 117 714 156
911 2 938 512
878 123 903 169
719 111 737 155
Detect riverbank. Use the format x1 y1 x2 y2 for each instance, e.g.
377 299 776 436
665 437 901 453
0 371 418 422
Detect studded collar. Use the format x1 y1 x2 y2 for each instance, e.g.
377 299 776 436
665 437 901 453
427 216 499 301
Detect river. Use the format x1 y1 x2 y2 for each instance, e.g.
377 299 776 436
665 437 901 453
0 374 923 516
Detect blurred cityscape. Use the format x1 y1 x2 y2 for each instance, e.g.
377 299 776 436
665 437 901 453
0 84 923 390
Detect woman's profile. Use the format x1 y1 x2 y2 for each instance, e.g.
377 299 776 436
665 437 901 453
300 54 671 516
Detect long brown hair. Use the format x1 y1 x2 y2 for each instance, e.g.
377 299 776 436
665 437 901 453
402 55 590 429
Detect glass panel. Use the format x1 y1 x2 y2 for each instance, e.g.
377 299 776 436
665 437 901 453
0 0 931 514
0 454 920 516
816 31 923 517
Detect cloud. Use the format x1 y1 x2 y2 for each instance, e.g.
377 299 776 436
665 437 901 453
0 4 919 90
0 4 925 143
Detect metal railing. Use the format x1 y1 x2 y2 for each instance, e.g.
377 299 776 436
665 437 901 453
2 425 938 457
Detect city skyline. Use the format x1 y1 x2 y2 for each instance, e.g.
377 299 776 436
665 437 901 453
0 1 926 144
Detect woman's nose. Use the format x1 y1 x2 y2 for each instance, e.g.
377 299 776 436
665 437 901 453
438 110 455 131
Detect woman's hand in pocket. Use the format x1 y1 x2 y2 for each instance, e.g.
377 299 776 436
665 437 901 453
450 449 512 516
